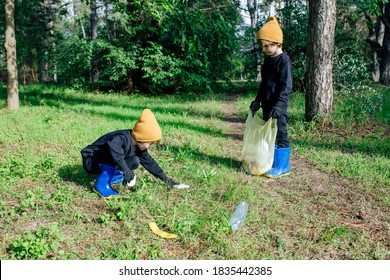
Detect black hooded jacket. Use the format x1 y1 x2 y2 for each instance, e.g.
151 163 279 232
80 129 168 181
255 52 292 112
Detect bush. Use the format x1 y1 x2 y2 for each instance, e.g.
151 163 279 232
8 224 64 259
333 51 370 88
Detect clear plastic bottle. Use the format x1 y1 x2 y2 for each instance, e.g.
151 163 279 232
230 201 248 231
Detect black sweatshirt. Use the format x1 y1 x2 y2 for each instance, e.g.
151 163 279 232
255 52 292 111
80 129 168 182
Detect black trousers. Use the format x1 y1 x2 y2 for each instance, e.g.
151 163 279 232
82 154 141 174
262 106 289 148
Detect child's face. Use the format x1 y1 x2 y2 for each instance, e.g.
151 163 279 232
260 40 279 56
137 141 151 151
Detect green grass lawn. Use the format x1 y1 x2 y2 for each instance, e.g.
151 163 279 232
0 83 388 260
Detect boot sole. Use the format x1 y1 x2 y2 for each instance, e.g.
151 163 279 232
264 171 291 179
93 188 118 199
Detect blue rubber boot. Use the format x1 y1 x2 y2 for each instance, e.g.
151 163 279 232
271 145 278 168
263 145 278 174
93 164 119 199
264 147 291 178
110 167 124 185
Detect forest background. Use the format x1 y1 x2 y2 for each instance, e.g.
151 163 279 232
0 0 389 261
1 0 390 98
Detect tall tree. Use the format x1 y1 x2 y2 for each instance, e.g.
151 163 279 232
89 0 99 82
39 0 53 82
379 2 390 85
246 0 261 80
305 0 336 121
357 0 390 85
5 0 19 110
362 2 385 82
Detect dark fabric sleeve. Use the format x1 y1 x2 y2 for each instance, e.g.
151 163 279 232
138 150 168 182
255 77 265 103
274 56 293 108
107 135 130 172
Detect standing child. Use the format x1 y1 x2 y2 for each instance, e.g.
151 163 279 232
81 109 189 198
249 16 293 178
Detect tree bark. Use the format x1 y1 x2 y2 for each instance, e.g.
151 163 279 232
5 0 19 110
379 2 390 85
305 0 336 121
364 8 385 82
90 0 99 82
246 0 261 80
38 0 54 83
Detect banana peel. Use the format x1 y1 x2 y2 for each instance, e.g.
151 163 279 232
148 222 177 239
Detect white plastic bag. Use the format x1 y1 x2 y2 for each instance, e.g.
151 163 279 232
241 111 277 175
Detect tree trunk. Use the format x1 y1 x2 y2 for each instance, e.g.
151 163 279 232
246 0 261 80
5 0 19 110
90 0 99 82
305 0 336 121
379 2 390 85
365 8 385 82
39 0 53 83
373 17 384 82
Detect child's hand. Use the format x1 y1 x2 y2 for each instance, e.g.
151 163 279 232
166 178 190 190
250 100 260 115
270 107 281 118
123 169 135 183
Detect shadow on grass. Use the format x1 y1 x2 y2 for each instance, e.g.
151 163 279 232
16 86 227 118
57 164 97 192
165 144 242 171
293 137 390 158
4 85 388 158
15 87 228 139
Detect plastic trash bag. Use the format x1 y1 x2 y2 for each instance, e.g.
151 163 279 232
241 111 277 175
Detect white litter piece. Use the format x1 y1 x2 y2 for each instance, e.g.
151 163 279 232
172 184 190 189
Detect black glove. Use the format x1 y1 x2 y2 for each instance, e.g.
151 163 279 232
123 168 135 184
270 106 282 118
250 100 260 117
167 178 179 186
166 178 179 190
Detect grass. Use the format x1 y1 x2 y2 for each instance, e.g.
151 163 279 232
0 83 389 260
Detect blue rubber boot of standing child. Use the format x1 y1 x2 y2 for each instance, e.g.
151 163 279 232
93 164 119 199
264 145 278 174
110 167 124 185
264 147 291 178
271 145 278 169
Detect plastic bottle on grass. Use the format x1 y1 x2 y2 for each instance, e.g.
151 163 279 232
230 201 248 231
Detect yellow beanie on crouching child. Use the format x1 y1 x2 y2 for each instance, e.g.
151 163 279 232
131 109 162 142
256 16 283 44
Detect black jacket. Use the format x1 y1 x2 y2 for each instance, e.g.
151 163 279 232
80 129 168 182
256 52 292 111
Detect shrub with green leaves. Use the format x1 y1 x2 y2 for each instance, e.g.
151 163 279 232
333 52 370 88
8 224 64 260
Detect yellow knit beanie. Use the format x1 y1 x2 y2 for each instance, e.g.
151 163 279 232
256 16 283 44
131 109 162 142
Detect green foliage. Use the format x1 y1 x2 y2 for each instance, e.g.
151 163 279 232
280 0 309 90
333 52 371 88
53 0 241 93
0 0 385 93
8 223 64 260
153 0 241 92
334 85 388 124
140 43 183 92
56 39 94 86
96 40 137 82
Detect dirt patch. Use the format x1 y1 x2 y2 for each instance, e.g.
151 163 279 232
221 89 389 259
